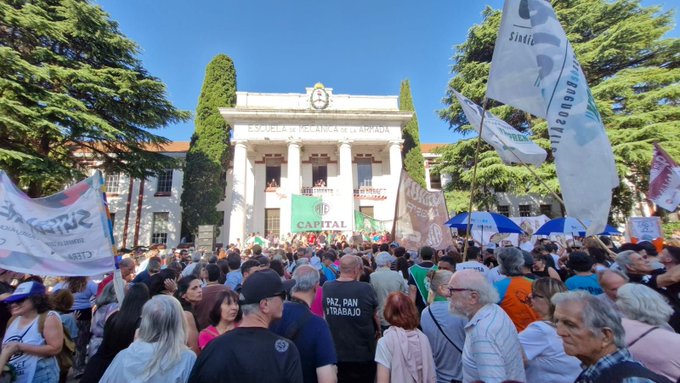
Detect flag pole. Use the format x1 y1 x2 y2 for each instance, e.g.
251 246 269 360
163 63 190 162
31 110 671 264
463 98 489 258
490 120 614 257
98 171 126 304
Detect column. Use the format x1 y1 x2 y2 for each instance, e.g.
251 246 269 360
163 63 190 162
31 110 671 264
424 160 432 190
338 139 354 199
280 139 302 236
389 139 403 178
228 140 247 245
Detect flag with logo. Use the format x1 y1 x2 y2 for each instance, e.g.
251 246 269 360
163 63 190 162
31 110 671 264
392 171 454 251
649 143 680 211
291 194 352 232
354 210 384 232
0 171 115 276
453 89 547 167
486 0 619 235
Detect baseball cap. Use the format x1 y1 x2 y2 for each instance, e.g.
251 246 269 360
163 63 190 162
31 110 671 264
389 242 399 248
2 281 46 303
239 269 286 305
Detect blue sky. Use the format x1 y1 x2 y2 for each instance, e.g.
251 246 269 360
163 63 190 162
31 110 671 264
95 0 678 145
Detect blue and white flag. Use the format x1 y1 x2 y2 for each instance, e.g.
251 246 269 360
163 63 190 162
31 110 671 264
487 0 619 236
453 89 547 167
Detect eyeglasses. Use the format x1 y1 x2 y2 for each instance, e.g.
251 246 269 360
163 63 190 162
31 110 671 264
445 287 475 297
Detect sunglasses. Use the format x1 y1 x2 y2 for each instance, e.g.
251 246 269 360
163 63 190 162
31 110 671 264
9 297 27 305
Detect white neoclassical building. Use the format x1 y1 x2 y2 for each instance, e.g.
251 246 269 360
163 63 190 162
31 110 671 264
219 84 412 245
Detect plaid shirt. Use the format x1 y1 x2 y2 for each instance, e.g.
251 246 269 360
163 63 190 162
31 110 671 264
575 348 659 383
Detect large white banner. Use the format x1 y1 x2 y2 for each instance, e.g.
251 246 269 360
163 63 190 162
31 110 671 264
487 0 619 236
453 90 547 167
0 171 115 276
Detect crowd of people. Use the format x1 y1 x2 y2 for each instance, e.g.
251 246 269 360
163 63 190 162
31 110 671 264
0 231 679 383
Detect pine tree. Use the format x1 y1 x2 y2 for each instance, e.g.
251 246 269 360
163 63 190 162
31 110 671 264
438 0 679 219
399 80 426 188
181 54 236 237
0 0 189 196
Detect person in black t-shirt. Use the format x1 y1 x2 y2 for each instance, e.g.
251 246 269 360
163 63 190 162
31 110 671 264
189 270 302 383
323 255 379 383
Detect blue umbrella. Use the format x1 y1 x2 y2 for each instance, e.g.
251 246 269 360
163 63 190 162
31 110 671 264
534 217 621 236
445 212 524 234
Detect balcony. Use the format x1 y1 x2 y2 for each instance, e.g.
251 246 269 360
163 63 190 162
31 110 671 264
301 187 336 197
354 187 387 200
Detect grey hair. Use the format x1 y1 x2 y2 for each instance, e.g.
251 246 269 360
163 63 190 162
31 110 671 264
292 265 320 293
136 295 187 380
455 269 500 305
616 283 673 325
375 252 393 267
95 281 118 307
497 247 525 276
614 250 639 276
552 290 625 349
429 269 453 299
240 302 261 316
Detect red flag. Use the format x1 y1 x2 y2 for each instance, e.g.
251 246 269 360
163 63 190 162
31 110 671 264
649 143 680 211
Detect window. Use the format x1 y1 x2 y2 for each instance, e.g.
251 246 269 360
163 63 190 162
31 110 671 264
430 172 442 190
540 204 553 218
265 163 281 190
265 209 280 238
151 212 169 244
105 173 122 194
312 164 327 187
497 205 510 217
359 206 374 218
519 204 532 217
357 158 373 187
156 170 173 194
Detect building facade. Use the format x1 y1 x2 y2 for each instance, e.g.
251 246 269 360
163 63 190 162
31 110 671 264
219 84 412 245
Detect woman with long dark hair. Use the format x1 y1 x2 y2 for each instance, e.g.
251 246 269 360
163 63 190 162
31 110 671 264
197 290 240 350
51 276 97 376
175 276 202 354
79 283 150 383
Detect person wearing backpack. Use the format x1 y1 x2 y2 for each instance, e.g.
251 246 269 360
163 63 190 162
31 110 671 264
1 281 64 383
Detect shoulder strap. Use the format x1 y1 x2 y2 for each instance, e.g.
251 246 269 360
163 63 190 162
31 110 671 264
284 305 314 342
627 326 660 348
595 360 672 383
427 307 462 354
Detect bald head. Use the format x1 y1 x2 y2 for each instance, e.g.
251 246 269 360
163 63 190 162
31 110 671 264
339 255 362 277
450 269 499 306
598 269 628 301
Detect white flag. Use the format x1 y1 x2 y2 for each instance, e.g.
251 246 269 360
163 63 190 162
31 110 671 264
453 90 547 167
487 0 619 236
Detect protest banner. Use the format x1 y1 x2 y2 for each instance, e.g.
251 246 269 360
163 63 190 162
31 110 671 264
487 0 619 236
453 90 547 167
291 194 352 232
354 210 385 232
0 171 115 276
393 170 454 251
649 143 680 211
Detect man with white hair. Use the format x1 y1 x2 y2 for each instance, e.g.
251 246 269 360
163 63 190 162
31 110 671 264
447 269 525 383
370 251 408 332
552 290 670 382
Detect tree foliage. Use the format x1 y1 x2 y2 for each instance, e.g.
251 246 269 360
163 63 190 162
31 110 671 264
437 0 679 219
0 0 190 196
181 54 235 236
399 79 426 188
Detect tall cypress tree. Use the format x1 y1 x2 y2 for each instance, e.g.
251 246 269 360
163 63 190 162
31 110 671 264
438 0 679 219
399 80 426 188
181 54 236 237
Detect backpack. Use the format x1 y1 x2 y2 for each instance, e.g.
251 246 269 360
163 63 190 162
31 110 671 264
594 360 673 383
6 312 75 373
38 312 76 373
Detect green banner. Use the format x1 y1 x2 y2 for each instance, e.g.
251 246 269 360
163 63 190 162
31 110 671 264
291 194 323 232
354 210 384 232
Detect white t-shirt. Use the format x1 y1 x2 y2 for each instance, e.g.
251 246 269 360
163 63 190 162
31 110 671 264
519 321 582 383
486 266 506 285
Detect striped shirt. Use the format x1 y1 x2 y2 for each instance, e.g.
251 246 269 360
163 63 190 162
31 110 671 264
462 303 526 383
